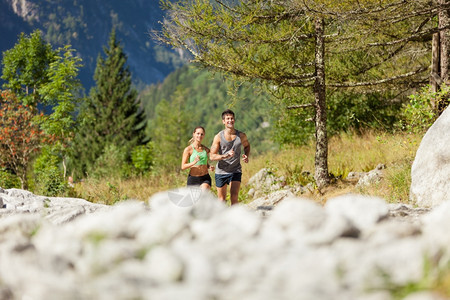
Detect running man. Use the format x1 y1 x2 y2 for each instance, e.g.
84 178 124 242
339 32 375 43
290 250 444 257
210 109 250 205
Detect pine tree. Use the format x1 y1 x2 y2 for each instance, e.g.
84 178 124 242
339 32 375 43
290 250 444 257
72 29 144 177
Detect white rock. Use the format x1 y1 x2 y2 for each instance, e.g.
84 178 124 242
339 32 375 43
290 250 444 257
410 106 450 207
247 190 295 209
145 246 183 283
422 201 450 247
325 194 389 231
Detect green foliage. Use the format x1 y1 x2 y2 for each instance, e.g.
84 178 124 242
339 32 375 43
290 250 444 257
33 147 68 197
329 164 351 181
327 92 403 135
274 89 403 146
38 45 82 141
131 142 155 175
274 108 315 147
237 184 251 204
398 85 449 133
157 0 433 126
71 29 144 178
1 30 55 106
147 88 190 172
35 167 68 197
0 168 21 189
1 29 82 113
106 182 128 205
284 164 316 187
90 144 132 179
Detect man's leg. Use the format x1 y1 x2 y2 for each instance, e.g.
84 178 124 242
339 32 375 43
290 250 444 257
229 181 241 205
217 184 228 202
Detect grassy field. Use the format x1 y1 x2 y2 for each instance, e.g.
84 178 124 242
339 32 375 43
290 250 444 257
73 130 423 205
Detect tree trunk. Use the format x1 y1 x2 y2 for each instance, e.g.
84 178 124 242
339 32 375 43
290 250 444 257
439 0 450 83
63 157 67 179
313 17 330 189
431 31 440 112
20 173 28 190
439 0 450 114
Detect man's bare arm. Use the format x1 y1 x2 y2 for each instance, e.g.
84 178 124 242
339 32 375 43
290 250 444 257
241 132 250 163
209 134 233 161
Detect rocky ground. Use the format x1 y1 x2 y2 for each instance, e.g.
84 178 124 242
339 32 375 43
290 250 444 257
0 187 448 300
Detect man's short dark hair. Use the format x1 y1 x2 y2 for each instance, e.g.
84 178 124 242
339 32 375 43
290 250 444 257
222 109 235 120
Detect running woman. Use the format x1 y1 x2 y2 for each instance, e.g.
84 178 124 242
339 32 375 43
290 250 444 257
181 126 215 189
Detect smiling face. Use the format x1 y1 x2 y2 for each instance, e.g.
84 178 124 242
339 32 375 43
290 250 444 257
193 127 205 143
222 113 235 129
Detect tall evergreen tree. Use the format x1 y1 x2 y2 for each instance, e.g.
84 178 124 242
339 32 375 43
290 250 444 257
72 29 144 177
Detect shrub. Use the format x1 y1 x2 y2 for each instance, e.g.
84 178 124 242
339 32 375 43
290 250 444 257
131 142 155 175
399 85 450 133
0 168 21 189
33 147 68 196
90 144 132 179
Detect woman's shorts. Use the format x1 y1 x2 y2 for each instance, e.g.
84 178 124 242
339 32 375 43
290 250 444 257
215 173 242 188
187 173 212 186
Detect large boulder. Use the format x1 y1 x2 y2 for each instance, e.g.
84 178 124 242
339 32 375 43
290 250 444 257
410 106 450 207
0 188 109 224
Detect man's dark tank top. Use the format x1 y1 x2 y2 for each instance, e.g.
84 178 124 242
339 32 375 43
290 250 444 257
215 130 242 174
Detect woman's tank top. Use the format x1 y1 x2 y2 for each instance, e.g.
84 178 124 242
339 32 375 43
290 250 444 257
189 145 208 165
215 130 242 174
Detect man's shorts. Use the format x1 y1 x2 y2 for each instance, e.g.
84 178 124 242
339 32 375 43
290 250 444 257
187 173 212 186
215 173 242 188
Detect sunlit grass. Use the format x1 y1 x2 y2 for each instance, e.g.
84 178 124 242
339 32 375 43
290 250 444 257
73 173 186 205
242 130 422 204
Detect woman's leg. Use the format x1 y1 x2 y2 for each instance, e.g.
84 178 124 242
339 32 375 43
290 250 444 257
200 182 211 189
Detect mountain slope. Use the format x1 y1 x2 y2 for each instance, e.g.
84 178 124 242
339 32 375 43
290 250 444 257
0 0 183 89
